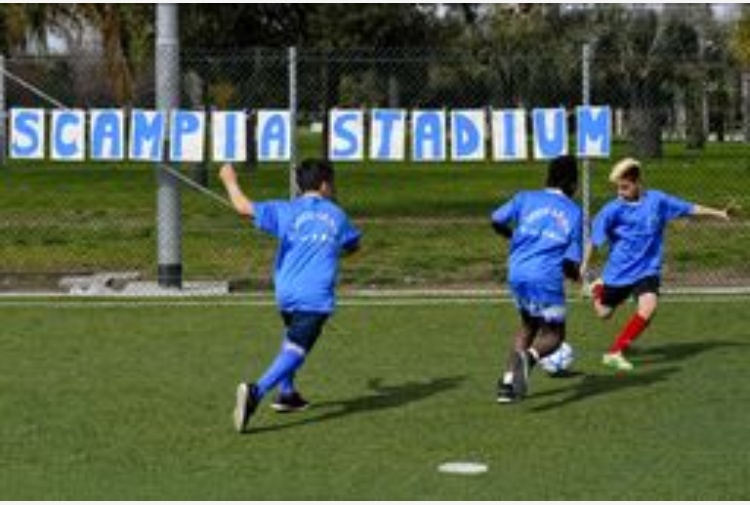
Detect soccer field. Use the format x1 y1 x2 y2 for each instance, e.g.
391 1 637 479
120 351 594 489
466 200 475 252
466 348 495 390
0 296 748 500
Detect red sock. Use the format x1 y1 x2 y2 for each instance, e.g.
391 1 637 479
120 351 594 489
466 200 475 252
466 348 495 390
592 283 604 304
609 314 649 354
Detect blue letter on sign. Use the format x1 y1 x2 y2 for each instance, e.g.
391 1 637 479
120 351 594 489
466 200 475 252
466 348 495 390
170 110 203 161
577 106 611 158
257 111 290 161
51 110 85 160
532 108 567 160
492 109 527 161
330 110 363 160
412 111 445 161
90 110 124 160
451 110 484 161
130 110 166 161
371 109 404 160
211 111 247 162
221 112 238 160
10 109 45 159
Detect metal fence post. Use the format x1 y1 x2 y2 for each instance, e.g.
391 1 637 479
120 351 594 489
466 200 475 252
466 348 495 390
156 4 182 289
288 46 299 199
0 55 6 166
582 42 592 254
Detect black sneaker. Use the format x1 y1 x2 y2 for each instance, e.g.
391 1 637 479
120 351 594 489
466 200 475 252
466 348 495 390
511 350 530 399
271 391 310 413
233 383 259 433
497 383 518 404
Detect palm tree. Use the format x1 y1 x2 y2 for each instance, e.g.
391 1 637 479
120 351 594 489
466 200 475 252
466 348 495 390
730 6 750 141
63 4 154 105
0 4 69 54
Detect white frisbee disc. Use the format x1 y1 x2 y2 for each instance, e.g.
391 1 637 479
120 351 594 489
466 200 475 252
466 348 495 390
437 461 489 475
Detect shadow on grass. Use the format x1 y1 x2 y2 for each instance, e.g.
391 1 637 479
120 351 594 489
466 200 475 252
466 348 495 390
528 340 749 412
529 366 680 412
626 340 750 365
541 370 585 379
247 375 465 436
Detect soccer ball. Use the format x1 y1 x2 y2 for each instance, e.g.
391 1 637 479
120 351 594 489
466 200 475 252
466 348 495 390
539 342 574 375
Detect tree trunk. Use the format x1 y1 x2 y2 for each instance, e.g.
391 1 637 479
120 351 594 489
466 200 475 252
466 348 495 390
685 84 706 150
628 81 664 158
674 89 687 141
629 107 663 159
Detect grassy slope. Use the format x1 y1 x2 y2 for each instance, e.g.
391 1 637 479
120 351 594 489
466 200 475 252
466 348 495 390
0 298 748 499
0 140 748 287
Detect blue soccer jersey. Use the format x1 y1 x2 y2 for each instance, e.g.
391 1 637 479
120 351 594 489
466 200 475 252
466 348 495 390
253 195 361 314
491 189 583 305
591 189 694 286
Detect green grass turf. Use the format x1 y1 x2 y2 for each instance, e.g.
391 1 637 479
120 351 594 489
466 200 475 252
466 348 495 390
0 140 748 288
0 296 748 499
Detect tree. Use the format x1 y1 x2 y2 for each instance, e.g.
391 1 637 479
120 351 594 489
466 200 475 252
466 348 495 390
590 6 715 157
61 5 154 105
479 5 587 108
179 5 307 49
303 5 439 49
0 4 71 54
730 6 750 140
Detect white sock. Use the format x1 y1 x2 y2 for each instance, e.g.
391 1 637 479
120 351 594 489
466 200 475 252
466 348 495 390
528 348 540 361
503 372 514 385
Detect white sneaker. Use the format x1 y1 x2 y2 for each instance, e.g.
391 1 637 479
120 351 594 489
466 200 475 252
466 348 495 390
233 383 259 433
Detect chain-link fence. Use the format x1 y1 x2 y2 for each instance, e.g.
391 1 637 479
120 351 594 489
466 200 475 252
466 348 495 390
0 45 748 295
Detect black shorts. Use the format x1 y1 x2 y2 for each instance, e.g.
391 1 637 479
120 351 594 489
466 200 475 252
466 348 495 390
601 276 660 308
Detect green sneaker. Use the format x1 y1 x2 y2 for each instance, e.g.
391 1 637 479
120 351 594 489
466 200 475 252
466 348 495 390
602 352 634 371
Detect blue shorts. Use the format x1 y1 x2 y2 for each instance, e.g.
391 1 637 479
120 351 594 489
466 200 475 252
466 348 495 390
512 296 567 324
509 281 566 324
281 311 329 353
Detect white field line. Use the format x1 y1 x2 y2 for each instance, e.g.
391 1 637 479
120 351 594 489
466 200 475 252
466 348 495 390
0 294 748 309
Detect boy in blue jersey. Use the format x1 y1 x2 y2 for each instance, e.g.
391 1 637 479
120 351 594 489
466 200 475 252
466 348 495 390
219 159 361 433
491 155 583 403
582 158 729 371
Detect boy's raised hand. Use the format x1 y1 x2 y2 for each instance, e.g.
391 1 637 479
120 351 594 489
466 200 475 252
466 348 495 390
219 163 238 187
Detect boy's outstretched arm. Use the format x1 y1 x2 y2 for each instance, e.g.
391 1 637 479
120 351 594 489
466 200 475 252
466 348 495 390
219 164 255 218
692 204 730 221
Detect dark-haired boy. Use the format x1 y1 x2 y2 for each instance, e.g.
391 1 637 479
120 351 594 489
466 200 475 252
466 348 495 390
219 159 361 432
491 155 583 403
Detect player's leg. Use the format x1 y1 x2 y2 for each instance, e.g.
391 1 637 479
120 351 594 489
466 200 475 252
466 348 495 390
258 312 328 413
233 382 260 433
510 303 566 400
531 321 565 361
234 312 327 431
603 277 659 371
277 313 298 399
608 279 658 355
498 308 538 403
591 279 616 319
234 313 297 432
594 283 634 370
